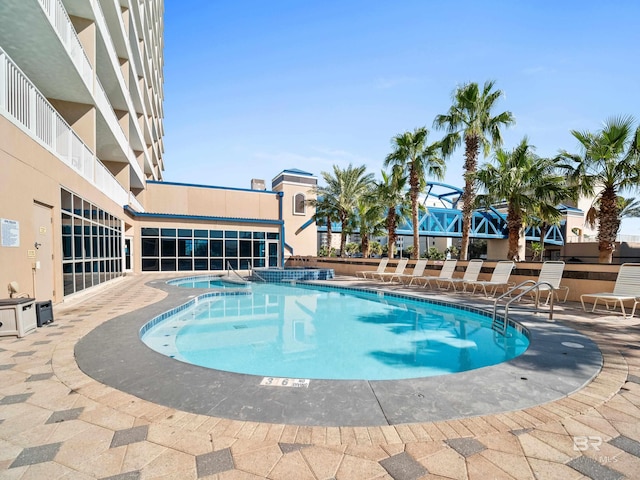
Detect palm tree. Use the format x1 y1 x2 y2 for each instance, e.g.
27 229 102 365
559 115 640 263
374 166 411 258
475 138 570 260
526 203 566 261
308 194 340 254
585 196 640 239
619 197 640 219
313 164 375 257
434 80 515 260
384 127 445 259
525 167 576 260
354 191 386 258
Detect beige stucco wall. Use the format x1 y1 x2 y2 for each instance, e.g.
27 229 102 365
142 182 280 219
486 239 510 260
0 117 125 303
272 181 317 257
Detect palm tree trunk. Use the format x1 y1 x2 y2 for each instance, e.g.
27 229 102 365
340 213 348 257
387 209 397 258
411 194 419 260
598 186 620 264
538 223 548 262
410 168 420 259
362 236 370 258
460 135 480 260
507 206 521 260
326 215 333 254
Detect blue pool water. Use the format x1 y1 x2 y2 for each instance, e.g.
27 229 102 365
167 276 248 289
142 283 529 380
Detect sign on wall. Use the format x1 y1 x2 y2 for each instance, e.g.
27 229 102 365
1 218 20 247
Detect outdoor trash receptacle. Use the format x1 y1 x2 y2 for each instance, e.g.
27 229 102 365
0 298 37 337
36 300 54 326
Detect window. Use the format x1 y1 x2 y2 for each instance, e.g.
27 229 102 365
293 193 306 215
140 226 279 272
61 188 123 296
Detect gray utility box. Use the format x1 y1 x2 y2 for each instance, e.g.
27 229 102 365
36 300 54 326
0 298 37 338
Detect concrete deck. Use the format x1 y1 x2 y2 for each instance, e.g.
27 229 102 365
1 273 640 479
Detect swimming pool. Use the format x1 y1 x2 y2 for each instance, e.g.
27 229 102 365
142 282 529 380
166 275 249 289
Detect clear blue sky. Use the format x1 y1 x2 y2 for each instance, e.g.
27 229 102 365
162 1 640 234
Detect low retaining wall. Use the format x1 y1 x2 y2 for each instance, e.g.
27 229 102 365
285 256 625 303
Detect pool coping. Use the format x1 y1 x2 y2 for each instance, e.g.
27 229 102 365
75 277 603 427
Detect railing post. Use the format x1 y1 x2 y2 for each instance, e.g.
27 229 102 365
28 82 36 133
0 51 5 113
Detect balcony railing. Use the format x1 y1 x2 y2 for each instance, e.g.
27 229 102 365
128 192 144 212
37 0 93 89
0 47 137 211
89 0 148 184
566 234 640 244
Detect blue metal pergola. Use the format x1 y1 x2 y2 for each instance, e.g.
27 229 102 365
314 181 568 245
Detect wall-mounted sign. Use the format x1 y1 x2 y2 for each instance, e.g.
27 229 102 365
1 218 19 247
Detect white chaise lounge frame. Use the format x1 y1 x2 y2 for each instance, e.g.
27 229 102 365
465 260 515 297
416 259 457 288
438 259 484 292
356 257 389 279
580 263 640 318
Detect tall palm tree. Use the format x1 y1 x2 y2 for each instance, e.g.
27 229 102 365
375 166 411 258
313 164 375 257
475 138 569 260
384 127 445 259
559 115 640 263
434 80 515 260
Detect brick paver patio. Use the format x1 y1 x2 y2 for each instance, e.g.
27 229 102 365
1 273 639 479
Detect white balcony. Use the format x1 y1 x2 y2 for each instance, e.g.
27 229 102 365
38 0 93 89
0 47 143 212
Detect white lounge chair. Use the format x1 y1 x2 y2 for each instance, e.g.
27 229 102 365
371 258 408 282
392 259 428 284
416 259 457 288
356 257 389 279
438 259 484 292
511 261 569 305
465 261 515 297
580 263 640 318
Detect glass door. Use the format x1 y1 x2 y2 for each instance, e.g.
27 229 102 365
267 241 279 267
124 238 132 271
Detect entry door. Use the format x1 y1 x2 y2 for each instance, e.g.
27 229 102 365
267 241 279 267
124 237 132 271
33 203 54 301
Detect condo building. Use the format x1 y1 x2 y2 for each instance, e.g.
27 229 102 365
0 0 318 305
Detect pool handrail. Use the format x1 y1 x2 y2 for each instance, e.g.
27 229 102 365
226 261 250 282
492 280 556 333
248 261 267 282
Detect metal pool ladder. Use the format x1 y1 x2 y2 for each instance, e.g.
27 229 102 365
226 260 267 282
225 261 257 283
492 280 556 333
